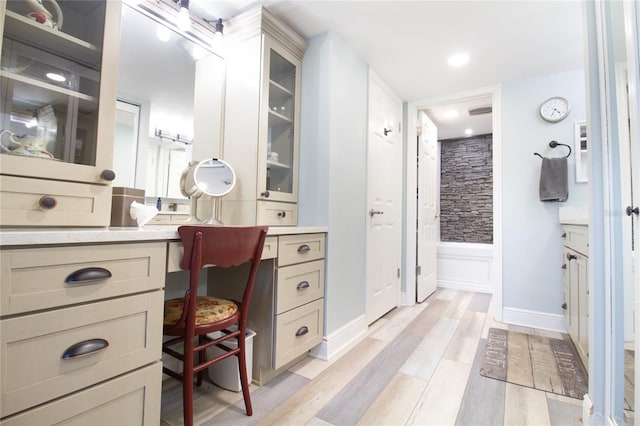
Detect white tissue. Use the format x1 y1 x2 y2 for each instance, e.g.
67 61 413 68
130 201 158 227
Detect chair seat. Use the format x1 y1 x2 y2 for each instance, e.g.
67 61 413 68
164 296 238 326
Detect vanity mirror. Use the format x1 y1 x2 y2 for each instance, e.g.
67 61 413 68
181 158 235 224
113 1 224 205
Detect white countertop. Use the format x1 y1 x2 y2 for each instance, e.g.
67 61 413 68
0 225 328 246
558 206 588 226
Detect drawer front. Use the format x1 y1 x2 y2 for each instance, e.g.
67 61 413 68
0 242 166 316
1 362 162 425
562 225 588 255
257 201 298 226
0 291 163 416
274 298 324 369
148 214 172 225
0 175 111 227
276 259 325 314
278 233 326 267
166 236 277 273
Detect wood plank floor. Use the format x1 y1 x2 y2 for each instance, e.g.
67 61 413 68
160 289 585 426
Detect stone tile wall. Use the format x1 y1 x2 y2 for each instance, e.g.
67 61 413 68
440 134 493 243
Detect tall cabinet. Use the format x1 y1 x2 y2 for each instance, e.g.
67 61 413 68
220 6 307 226
0 0 120 227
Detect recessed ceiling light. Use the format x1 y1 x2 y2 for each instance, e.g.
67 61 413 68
465 128 473 136
46 72 66 82
448 53 470 68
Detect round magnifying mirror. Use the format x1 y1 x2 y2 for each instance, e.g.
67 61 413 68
180 158 236 225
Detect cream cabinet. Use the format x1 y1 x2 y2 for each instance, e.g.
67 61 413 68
0 241 164 422
561 224 589 368
0 1 121 227
206 233 325 385
219 6 307 226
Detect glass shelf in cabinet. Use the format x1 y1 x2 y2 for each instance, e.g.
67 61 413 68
3 10 102 69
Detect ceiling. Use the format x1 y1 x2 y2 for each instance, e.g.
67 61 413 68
189 0 586 138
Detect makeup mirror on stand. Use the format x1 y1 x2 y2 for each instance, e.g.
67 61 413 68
180 158 235 225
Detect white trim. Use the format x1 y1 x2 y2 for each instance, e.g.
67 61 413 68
502 307 568 333
438 280 493 294
405 85 503 322
436 242 494 294
310 314 368 361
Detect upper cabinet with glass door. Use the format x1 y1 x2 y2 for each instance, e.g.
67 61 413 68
220 6 306 226
0 0 120 226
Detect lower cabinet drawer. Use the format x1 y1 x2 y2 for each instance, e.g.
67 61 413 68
0 291 163 417
257 201 298 226
0 242 167 316
274 298 324 369
167 236 277 273
276 259 325 314
0 175 111 227
1 362 162 425
277 233 325 267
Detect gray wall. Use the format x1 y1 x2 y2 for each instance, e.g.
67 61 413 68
298 31 369 335
440 134 493 243
502 68 587 314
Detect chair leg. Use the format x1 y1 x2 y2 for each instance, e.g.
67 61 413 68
238 335 253 416
197 334 207 387
183 334 195 426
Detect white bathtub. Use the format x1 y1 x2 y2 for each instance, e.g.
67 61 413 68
437 242 494 293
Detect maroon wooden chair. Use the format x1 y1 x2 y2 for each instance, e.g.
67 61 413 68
162 225 268 426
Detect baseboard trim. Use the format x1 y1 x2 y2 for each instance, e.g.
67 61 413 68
502 306 567 332
438 279 493 294
310 314 368 361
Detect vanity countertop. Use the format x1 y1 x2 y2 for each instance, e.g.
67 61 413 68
0 225 328 247
559 206 588 226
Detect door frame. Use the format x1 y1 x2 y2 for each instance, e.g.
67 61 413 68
404 85 503 321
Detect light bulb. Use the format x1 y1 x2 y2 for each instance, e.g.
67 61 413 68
177 6 190 32
157 25 171 42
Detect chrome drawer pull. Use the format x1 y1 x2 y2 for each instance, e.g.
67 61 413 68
65 267 112 284
295 326 309 337
62 338 109 360
297 281 310 290
297 244 311 253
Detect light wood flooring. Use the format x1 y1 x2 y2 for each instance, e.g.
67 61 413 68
160 289 585 426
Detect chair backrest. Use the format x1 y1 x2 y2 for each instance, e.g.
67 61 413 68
176 225 268 329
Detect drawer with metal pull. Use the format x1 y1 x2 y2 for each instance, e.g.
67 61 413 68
276 259 325 314
273 298 323 369
277 233 325 267
0 242 166 316
257 201 298 226
0 175 112 227
0 291 163 417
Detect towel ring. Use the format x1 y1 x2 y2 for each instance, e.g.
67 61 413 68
533 140 571 159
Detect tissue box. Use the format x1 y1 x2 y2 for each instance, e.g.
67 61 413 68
111 187 145 227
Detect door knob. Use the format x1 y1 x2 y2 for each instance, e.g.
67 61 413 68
369 209 384 217
626 206 639 216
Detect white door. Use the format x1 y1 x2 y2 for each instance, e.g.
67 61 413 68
366 72 403 324
416 111 439 301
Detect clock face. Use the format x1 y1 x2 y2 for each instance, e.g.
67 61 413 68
540 97 570 122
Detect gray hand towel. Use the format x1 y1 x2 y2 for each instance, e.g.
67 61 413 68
539 157 568 202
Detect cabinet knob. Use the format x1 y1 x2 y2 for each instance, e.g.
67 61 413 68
101 169 116 181
567 253 578 261
261 191 270 198
278 211 287 218
39 196 57 210
562 303 567 310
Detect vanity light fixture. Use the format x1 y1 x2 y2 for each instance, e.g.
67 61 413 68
156 24 171 42
176 0 191 32
203 17 224 37
465 128 473 136
155 128 192 145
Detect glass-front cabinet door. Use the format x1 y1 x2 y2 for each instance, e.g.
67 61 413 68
0 0 120 184
258 37 301 203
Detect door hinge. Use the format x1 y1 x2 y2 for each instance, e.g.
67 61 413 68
397 268 401 278
416 265 422 276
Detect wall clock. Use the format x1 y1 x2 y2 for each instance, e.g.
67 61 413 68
539 97 571 122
